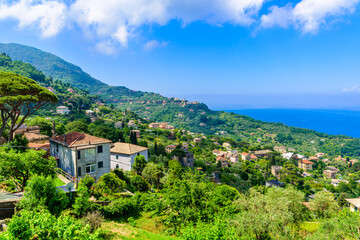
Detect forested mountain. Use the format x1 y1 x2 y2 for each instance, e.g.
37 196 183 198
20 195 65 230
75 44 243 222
1 43 360 158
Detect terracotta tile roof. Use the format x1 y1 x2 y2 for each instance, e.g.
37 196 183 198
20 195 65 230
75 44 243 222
50 132 111 147
110 142 148 155
23 132 49 141
301 160 314 165
28 143 50 149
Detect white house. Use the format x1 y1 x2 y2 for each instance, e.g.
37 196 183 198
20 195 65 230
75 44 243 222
56 106 70 115
49 132 112 181
110 142 149 171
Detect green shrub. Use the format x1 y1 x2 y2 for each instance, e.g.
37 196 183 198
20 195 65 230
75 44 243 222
101 198 138 219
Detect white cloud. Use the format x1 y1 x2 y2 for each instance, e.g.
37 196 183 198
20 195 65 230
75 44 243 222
1 0 360 53
144 40 169 51
0 0 266 53
342 85 360 93
0 0 67 37
261 0 360 33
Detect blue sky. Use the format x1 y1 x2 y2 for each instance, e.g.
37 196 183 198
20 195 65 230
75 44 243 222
1 0 360 109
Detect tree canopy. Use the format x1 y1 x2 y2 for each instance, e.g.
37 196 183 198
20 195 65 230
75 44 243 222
0 72 57 141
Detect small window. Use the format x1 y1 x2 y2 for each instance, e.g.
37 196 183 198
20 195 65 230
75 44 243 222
85 164 96 174
97 145 103 153
116 164 119 169
98 161 103 168
78 167 82 176
116 155 119 159
77 150 81 159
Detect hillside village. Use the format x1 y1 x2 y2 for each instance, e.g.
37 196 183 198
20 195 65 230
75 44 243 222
1 50 360 239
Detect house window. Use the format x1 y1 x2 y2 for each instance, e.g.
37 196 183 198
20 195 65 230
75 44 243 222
77 150 81 159
85 164 96 174
116 164 119 169
85 148 95 158
116 155 119 159
97 145 103 153
78 167 82 176
98 161 103 168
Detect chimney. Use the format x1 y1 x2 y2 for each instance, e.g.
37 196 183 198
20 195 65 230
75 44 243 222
52 121 56 137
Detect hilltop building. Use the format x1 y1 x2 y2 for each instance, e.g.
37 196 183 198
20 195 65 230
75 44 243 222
56 106 70 115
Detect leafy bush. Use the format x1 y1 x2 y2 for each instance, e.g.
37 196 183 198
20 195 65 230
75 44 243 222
18 175 68 215
101 198 138 219
130 175 150 192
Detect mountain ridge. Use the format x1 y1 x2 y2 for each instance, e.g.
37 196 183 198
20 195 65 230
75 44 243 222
1 42 360 158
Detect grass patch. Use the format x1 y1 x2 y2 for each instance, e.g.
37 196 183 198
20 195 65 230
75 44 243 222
301 222 320 232
54 177 65 187
101 221 178 240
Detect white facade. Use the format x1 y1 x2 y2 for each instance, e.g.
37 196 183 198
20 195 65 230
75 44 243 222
56 106 70 115
110 150 148 171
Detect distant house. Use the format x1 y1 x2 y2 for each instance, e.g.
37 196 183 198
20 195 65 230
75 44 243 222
271 166 283 179
323 169 337 179
56 106 70 115
222 142 231 149
282 152 295 160
110 142 148 171
345 198 360 212
251 154 258 160
316 153 325 158
298 160 314 171
46 87 55 93
149 123 159 129
165 145 177 154
130 130 140 138
216 157 229 168
265 179 285 188
193 138 201 143
85 110 94 116
128 120 137 128
274 146 287 153
229 154 239 163
115 122 123 129
241 152 251 161
14 126 48 144
308 156 319 161
254 150 272 158
49 132 112 180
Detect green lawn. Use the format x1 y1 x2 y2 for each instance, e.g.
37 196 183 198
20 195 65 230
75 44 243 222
54 177 65 187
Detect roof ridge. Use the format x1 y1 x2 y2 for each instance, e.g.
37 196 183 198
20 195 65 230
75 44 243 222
68 132 84 147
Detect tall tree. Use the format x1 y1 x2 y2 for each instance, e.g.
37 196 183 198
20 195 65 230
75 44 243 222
0 72 58 141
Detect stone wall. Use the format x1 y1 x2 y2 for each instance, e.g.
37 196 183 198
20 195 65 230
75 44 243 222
0 200 18 220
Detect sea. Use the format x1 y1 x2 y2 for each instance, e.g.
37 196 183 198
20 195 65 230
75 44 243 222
225 109 360 138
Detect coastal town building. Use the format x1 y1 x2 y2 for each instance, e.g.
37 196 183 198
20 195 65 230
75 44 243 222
265 179 285 188
165 145 177 154
56 106 70 115
271 166 282 179
323 169 337 179
254 150 272 158
110 142 149 171
241 152 251 161
298 160 314 171
130 130 140 138
193 138 201 143
49 132 112 181
345 198 360 212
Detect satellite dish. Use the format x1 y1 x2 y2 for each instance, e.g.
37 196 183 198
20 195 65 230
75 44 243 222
65 182 74 192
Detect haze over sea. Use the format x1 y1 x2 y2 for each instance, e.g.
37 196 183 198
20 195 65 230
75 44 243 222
224 109 360 139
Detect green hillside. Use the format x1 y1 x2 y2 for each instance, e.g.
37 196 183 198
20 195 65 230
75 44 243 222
1 43 360 158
